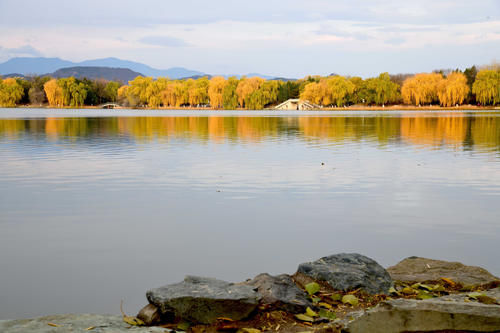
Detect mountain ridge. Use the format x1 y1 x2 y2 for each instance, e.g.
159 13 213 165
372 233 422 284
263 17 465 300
0 57 293 81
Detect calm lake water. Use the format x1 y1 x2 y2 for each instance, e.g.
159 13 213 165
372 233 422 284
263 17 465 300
0 108 499 319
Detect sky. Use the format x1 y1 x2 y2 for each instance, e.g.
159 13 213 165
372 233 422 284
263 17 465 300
0 0 499 78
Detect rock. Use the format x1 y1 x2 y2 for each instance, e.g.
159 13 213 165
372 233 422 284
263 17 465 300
343 288 500 333
296 253 392 294
387 256 500 286
243 273 312 313
136 303 164 326
0 314 172 333
146 275 261 324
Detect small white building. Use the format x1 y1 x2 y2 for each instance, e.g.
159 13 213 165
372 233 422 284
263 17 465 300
274 99 319 110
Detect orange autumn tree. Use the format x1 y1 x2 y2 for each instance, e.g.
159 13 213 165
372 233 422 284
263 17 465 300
208 76 227 109
401 73 444 105
437 72 469 106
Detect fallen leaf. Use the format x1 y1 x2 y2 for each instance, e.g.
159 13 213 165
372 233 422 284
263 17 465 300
417 291 434 300
402 287 415 295
305 282 320 296
295 314 314 322
306 307 318 317
330 293 342 302
318 302 332 309
123 316 145 326
311 296 321 304
85 327 95 331
342 294 359 306
318 308 336 320
440 277 456 286
47 323 60 327
120 300 144 326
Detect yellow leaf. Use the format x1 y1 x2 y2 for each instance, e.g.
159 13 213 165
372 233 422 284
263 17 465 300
294 314 314 322
123 316 145 326
47 323 60 327
318 302 332 309
86 327 95 331
305 307 318 317
341 294 359 306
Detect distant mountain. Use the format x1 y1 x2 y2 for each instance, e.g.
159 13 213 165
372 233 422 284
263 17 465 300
49 66 143 82
0 57 205 79
0 73 26 79
0 57 74 76
0 56 290 81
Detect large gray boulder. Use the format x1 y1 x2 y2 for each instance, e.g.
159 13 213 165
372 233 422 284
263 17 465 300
343 288 500 333
146 276 261 324
297 253 392 294
387 256 500 286
243 273 312 313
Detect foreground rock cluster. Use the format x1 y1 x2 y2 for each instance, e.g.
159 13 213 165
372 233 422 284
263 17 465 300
1 254 499 333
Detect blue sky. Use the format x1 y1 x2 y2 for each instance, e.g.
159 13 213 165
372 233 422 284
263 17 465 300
0 0 499 77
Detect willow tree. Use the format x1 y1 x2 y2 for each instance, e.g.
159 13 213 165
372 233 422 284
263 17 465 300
236 77 265 108
368 73 400 105
246 80 280 109
300 81 327 105
208 76 227 109
401 73 444 105
472 69 500 105
326 76 355 107
146 78 168 107
0 78 24 107
437 72 469 106
44 79 64 107
189 77 209 106
128 76 154 106
222 77 239 110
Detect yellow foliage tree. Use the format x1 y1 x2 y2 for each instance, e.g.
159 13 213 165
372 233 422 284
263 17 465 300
437 72 469 106
401 73 444 105
146 78 168 107
300 81 327 105
44 79 64 107
0 78 24 107
208 76 227 109
300 76 354 107
472 69 500 105
189 77 209 106
128 76 153 106
236 77 265 108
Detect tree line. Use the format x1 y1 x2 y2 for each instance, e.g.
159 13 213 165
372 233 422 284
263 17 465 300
0 65 498 108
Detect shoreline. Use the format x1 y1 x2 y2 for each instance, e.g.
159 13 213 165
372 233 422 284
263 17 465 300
3 104 500 111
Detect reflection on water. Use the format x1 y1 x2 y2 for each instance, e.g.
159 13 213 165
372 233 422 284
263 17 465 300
0 110 499 320
1 113 499 152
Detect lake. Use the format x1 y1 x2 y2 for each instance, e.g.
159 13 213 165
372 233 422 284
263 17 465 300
0 108 499 319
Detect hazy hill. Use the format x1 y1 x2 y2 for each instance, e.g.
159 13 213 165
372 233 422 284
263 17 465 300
0 56 291 81
49 66 143 82
0 57 205 79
